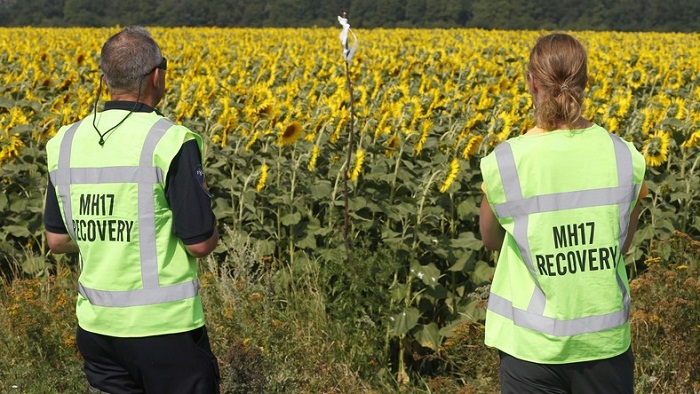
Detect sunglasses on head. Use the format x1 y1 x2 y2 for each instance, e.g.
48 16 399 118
146 57 167 76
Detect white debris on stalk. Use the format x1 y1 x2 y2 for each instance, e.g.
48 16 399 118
337 15 358 63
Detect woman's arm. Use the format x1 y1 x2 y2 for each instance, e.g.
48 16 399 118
479 194 506 251
622 203 642 254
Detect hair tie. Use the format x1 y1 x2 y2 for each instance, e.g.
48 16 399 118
560 84 570 92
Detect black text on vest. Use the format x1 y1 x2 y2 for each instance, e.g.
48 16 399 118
73 193 134 242
534 221 620 276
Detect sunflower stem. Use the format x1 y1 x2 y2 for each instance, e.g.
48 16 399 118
341 36 356 263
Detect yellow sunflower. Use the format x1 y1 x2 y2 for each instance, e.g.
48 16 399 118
0 134 25 165
414 119 432 156
349 149 365 182
682 130 700 149
640 107 656 136
490 112 514 145
439 158 460 193
386 134 399 157
330 116 347 144
257 103 272 119
245 131 260 152
278 121 302 146
627 67 645 90
308 145 319 172
256 163 269 192
462 135 484 159
641 130 671 167
607 117 620 133
667 97 687 120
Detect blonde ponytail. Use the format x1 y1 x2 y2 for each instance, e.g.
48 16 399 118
528 33 588 130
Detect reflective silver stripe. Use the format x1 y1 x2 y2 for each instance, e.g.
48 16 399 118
494 143 541 290
488 292 630 336
610 134 634 273
52 166 163 185
494 185 639 217
54 120 84 239
52 118 196 307
78 280 199 307
609 133 636 306
489 132 636 336
138 118 174 289
494 142 522 203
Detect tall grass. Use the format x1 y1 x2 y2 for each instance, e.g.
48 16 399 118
202 226 378 393
0 230 698 393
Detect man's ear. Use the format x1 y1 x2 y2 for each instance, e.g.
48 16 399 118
151 69 163 89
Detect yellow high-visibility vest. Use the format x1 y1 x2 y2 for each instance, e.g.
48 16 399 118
47 109 205 337
480 124 645 363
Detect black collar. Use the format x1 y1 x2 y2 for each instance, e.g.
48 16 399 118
104 101 163 116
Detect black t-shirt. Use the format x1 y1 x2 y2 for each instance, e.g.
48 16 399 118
44 101 216 245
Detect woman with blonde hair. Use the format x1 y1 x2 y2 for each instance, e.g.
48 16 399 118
479 32 646 393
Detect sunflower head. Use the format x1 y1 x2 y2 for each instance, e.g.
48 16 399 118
349 149 366 182
255 162 269 192
278 121 303 146
642 130 671 167
257 104 272 118
308 145 320 172
0 134 25 166
682 130 700 149
386 134 399 157
439 158 460 193
462 135 484 159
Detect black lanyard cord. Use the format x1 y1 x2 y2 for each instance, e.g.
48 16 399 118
92 77 144 146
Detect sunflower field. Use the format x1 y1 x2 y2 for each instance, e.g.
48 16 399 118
1 27 699 390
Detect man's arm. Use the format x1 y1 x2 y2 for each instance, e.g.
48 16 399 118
44 178 78 254
46 231 79 254
479 194 505 251
166 140 219 258
184 231 219 258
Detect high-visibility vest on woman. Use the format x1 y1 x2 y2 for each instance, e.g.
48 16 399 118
46 110 204 337
480 124 645 363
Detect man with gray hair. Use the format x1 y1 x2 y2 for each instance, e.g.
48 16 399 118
44 26 220 393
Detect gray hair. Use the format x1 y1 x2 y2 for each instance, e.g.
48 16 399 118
100 26 162 94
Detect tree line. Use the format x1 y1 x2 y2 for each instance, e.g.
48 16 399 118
1 0 699 32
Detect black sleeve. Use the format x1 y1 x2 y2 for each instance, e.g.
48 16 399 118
165 140 217 245
44 178 68 234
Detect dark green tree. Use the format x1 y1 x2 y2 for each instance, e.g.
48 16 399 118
404 0 426 26
63 0 106 27
564 0 609 31
239 1 268 27
648 0 700 32
1 0 699 31
468 0 537 30
267 0 315 27
350 0 404 27
104 0 159 26
207 0 245 27
5 0 65 26
154 0 215 26
308 0 351 27
424 0 470 27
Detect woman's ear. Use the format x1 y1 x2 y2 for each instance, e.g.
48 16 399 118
527 73 538 94
528 73 539 104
